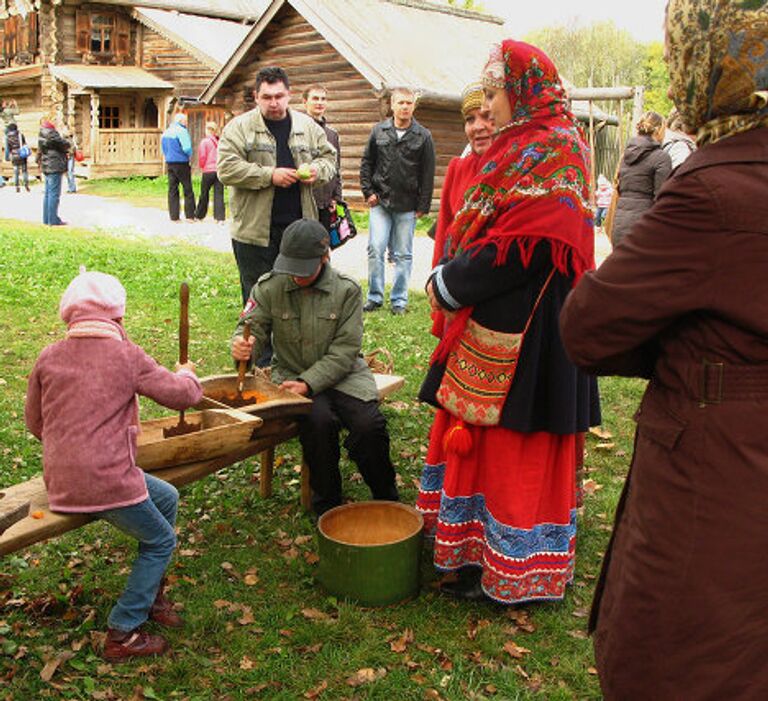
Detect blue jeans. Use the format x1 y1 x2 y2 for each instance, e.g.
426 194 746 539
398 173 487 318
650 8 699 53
99 474 178 632
14 161 28 189
367 205 416 309
43 172 63 225
66 155 77 192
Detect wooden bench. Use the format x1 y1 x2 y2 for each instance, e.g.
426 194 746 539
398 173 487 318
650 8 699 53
0 374 405 556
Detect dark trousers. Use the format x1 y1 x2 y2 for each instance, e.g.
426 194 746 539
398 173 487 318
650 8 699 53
196 171 225 221
298 389 399 515
232 223 287 367
167 162 196 221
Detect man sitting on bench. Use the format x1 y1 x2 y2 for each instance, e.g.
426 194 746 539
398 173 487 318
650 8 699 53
231 218 399 516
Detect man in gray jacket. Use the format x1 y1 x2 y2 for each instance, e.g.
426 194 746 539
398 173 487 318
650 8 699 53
218 66 337 307
231 219 399 516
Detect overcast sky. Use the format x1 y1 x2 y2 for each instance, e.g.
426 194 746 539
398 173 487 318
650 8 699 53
481 0 668 44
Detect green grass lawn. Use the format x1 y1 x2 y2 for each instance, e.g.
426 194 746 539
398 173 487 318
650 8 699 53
0 221 644 700
78 176 436 233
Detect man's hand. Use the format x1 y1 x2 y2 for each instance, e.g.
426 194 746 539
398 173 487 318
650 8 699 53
232 334 255 362
175 361 197 374
272 167 299 188
280 380 310 396
298 165 318 184
367 194 379 207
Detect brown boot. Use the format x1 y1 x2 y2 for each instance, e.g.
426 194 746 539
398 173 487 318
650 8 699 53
149 579 184 628
103 628 168 663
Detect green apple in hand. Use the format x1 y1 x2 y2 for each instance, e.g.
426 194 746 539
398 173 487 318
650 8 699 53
296 163 312 180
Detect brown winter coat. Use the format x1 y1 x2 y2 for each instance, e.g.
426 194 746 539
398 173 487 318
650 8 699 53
560 127 768 700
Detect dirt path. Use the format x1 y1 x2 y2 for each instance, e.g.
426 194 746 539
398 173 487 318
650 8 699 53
0 183 611 287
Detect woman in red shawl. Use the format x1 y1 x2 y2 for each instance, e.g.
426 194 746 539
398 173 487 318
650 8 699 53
417 40 598 604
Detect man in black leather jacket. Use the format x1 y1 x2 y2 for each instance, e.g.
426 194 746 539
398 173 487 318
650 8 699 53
360 88 435 314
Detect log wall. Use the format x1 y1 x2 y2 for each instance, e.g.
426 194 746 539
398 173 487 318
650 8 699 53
213 5 468 210
139 25 217 100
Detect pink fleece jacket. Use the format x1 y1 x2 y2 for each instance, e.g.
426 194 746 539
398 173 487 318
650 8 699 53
25 337 203 513
198 135 219 173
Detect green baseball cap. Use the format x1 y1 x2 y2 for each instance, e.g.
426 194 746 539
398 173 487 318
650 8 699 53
273 218 330 277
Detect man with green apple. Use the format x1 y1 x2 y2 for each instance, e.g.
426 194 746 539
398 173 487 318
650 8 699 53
218 66 338 321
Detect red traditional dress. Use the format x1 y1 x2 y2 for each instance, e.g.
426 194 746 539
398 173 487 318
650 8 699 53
417 40 598 604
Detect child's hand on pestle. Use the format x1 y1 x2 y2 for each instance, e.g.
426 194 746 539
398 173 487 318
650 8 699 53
175 361 197 374
232 334 255 362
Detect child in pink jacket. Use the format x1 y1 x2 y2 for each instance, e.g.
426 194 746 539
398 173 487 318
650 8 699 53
25 269 203 662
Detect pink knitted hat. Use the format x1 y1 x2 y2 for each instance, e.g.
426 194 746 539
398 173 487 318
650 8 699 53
59 268 126 323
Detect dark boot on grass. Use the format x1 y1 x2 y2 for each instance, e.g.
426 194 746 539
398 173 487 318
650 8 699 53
103 627 168 662
149 578 184 628
439 566 486 601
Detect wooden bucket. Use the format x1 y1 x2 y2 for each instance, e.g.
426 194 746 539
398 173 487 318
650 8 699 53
317 501 423 606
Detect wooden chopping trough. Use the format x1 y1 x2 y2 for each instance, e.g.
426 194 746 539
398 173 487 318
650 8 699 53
136 408 262 471
196 374 313 421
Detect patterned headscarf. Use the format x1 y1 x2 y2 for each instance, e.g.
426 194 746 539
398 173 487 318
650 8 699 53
666 0 768 146
433 40 594 363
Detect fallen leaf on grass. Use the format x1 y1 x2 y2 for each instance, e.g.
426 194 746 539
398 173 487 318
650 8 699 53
503 641 531 659
588 666 599 675
283 547 300 561
466 618 491 641
294 535 313 546
389 628 414 653
303 551 320 565
301 608 332 621
40 651 74 681
568 629 589 640
303 680 328 699
243 572 259 586
595 442 616 451
589 426 613 440
582 479 603 496
239 655 255 670
346 667 387 687
237 607 255 626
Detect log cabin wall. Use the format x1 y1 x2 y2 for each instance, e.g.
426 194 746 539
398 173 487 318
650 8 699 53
58 2 136 66
213 5 466 210
138 26 217 101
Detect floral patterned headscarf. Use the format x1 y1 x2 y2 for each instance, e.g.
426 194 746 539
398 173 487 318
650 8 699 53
666 0 768 146
433 40 594 363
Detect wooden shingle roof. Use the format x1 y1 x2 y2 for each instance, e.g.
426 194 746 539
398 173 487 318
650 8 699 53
201 0 506 104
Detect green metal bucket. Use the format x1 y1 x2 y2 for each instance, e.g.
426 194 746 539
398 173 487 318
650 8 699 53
317 501 424 606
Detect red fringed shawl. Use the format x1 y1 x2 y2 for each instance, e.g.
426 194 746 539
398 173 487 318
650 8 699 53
433 40 595 364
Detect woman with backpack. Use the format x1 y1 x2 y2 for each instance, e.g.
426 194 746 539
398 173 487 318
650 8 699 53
5 122 30 192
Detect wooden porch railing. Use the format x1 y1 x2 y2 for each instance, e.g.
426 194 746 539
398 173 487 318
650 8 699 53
92 128 162 165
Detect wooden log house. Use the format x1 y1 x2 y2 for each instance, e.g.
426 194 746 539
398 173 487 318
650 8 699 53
199 0 508 210
0 0 256 179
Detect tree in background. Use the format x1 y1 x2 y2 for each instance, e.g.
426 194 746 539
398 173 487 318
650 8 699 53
643 41 674 117
525 21 646 89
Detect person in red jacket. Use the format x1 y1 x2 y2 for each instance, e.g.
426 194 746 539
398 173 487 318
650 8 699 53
195 121 225 222
25 269 202 662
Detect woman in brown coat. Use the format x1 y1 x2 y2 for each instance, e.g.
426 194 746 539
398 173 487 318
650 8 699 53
560 1 768 698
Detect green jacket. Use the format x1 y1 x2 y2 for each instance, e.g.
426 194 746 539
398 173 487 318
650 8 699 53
233 266 378 402
218 108 337 246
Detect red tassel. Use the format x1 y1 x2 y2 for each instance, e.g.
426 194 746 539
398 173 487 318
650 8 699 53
443 421 473 456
